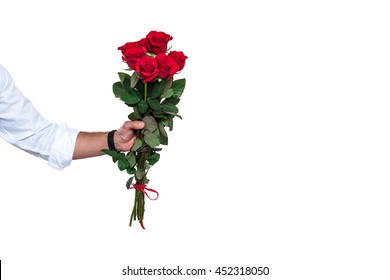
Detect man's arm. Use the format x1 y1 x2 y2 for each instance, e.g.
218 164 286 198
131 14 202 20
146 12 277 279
72 121 145 159
1 63 144 169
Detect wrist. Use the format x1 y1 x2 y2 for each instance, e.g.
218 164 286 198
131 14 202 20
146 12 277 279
107 130 118 152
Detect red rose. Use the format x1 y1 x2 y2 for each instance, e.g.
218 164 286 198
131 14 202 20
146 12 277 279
145 31 173 54
135 56 159 83
168 51 188 71
156 53 180 80
118 40 148 54
118 41 147 69
137 38 148 51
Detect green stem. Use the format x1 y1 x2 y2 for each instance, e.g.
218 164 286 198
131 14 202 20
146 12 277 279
144 82 148 102
129 191 137 226
129 149 148 227
139 150 148 217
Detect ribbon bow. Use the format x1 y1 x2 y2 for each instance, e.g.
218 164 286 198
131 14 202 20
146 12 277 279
130 184 159 200
129 183 159 229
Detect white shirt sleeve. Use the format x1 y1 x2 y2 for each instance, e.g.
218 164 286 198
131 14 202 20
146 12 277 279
0 63 80 170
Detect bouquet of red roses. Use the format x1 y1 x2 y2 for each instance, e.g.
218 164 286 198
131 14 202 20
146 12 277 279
102 31 188 229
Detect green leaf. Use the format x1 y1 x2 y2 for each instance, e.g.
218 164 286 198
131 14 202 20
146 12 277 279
161 79 173 96
147 98 161 111
117 89 140 105
164 111 182 120
147 152 160 165
152 127 160 137
112 82 127 98
132 106 143 119
101 149 122 163
131 138 143 151
143 116 158 132
118 73 131 90
144 132 160 147
172 78 186 98
136 169 145 180
135 79 145 93
149 80 167 98
118 157 130 171
162 97 180 105
126 167 136 174
161 88 174 99
158 122 168 145
143 161 150 170
118 72 131 82
128 112 140 121
126 176 134 189
131 72 139 88
130 86 143 100
153 111 169 120
126 152 136 168
137 100 148 114
161 103 179 114
163 117 174 131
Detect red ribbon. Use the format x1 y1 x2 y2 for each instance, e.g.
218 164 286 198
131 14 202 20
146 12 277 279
130 184 159 200
130 184 159 230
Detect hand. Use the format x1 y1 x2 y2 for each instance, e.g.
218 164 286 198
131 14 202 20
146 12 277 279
114 120 145 152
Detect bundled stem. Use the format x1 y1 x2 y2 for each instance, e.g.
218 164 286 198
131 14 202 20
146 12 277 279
129 148 148 227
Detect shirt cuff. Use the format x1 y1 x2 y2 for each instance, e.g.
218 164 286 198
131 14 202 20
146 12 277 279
47 123 80 170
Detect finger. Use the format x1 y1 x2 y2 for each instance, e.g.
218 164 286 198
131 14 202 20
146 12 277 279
116 121 145 144
114 133 136 152
121 121 145 131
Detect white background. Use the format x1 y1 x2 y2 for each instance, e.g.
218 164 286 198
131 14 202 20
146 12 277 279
1 0 390 279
